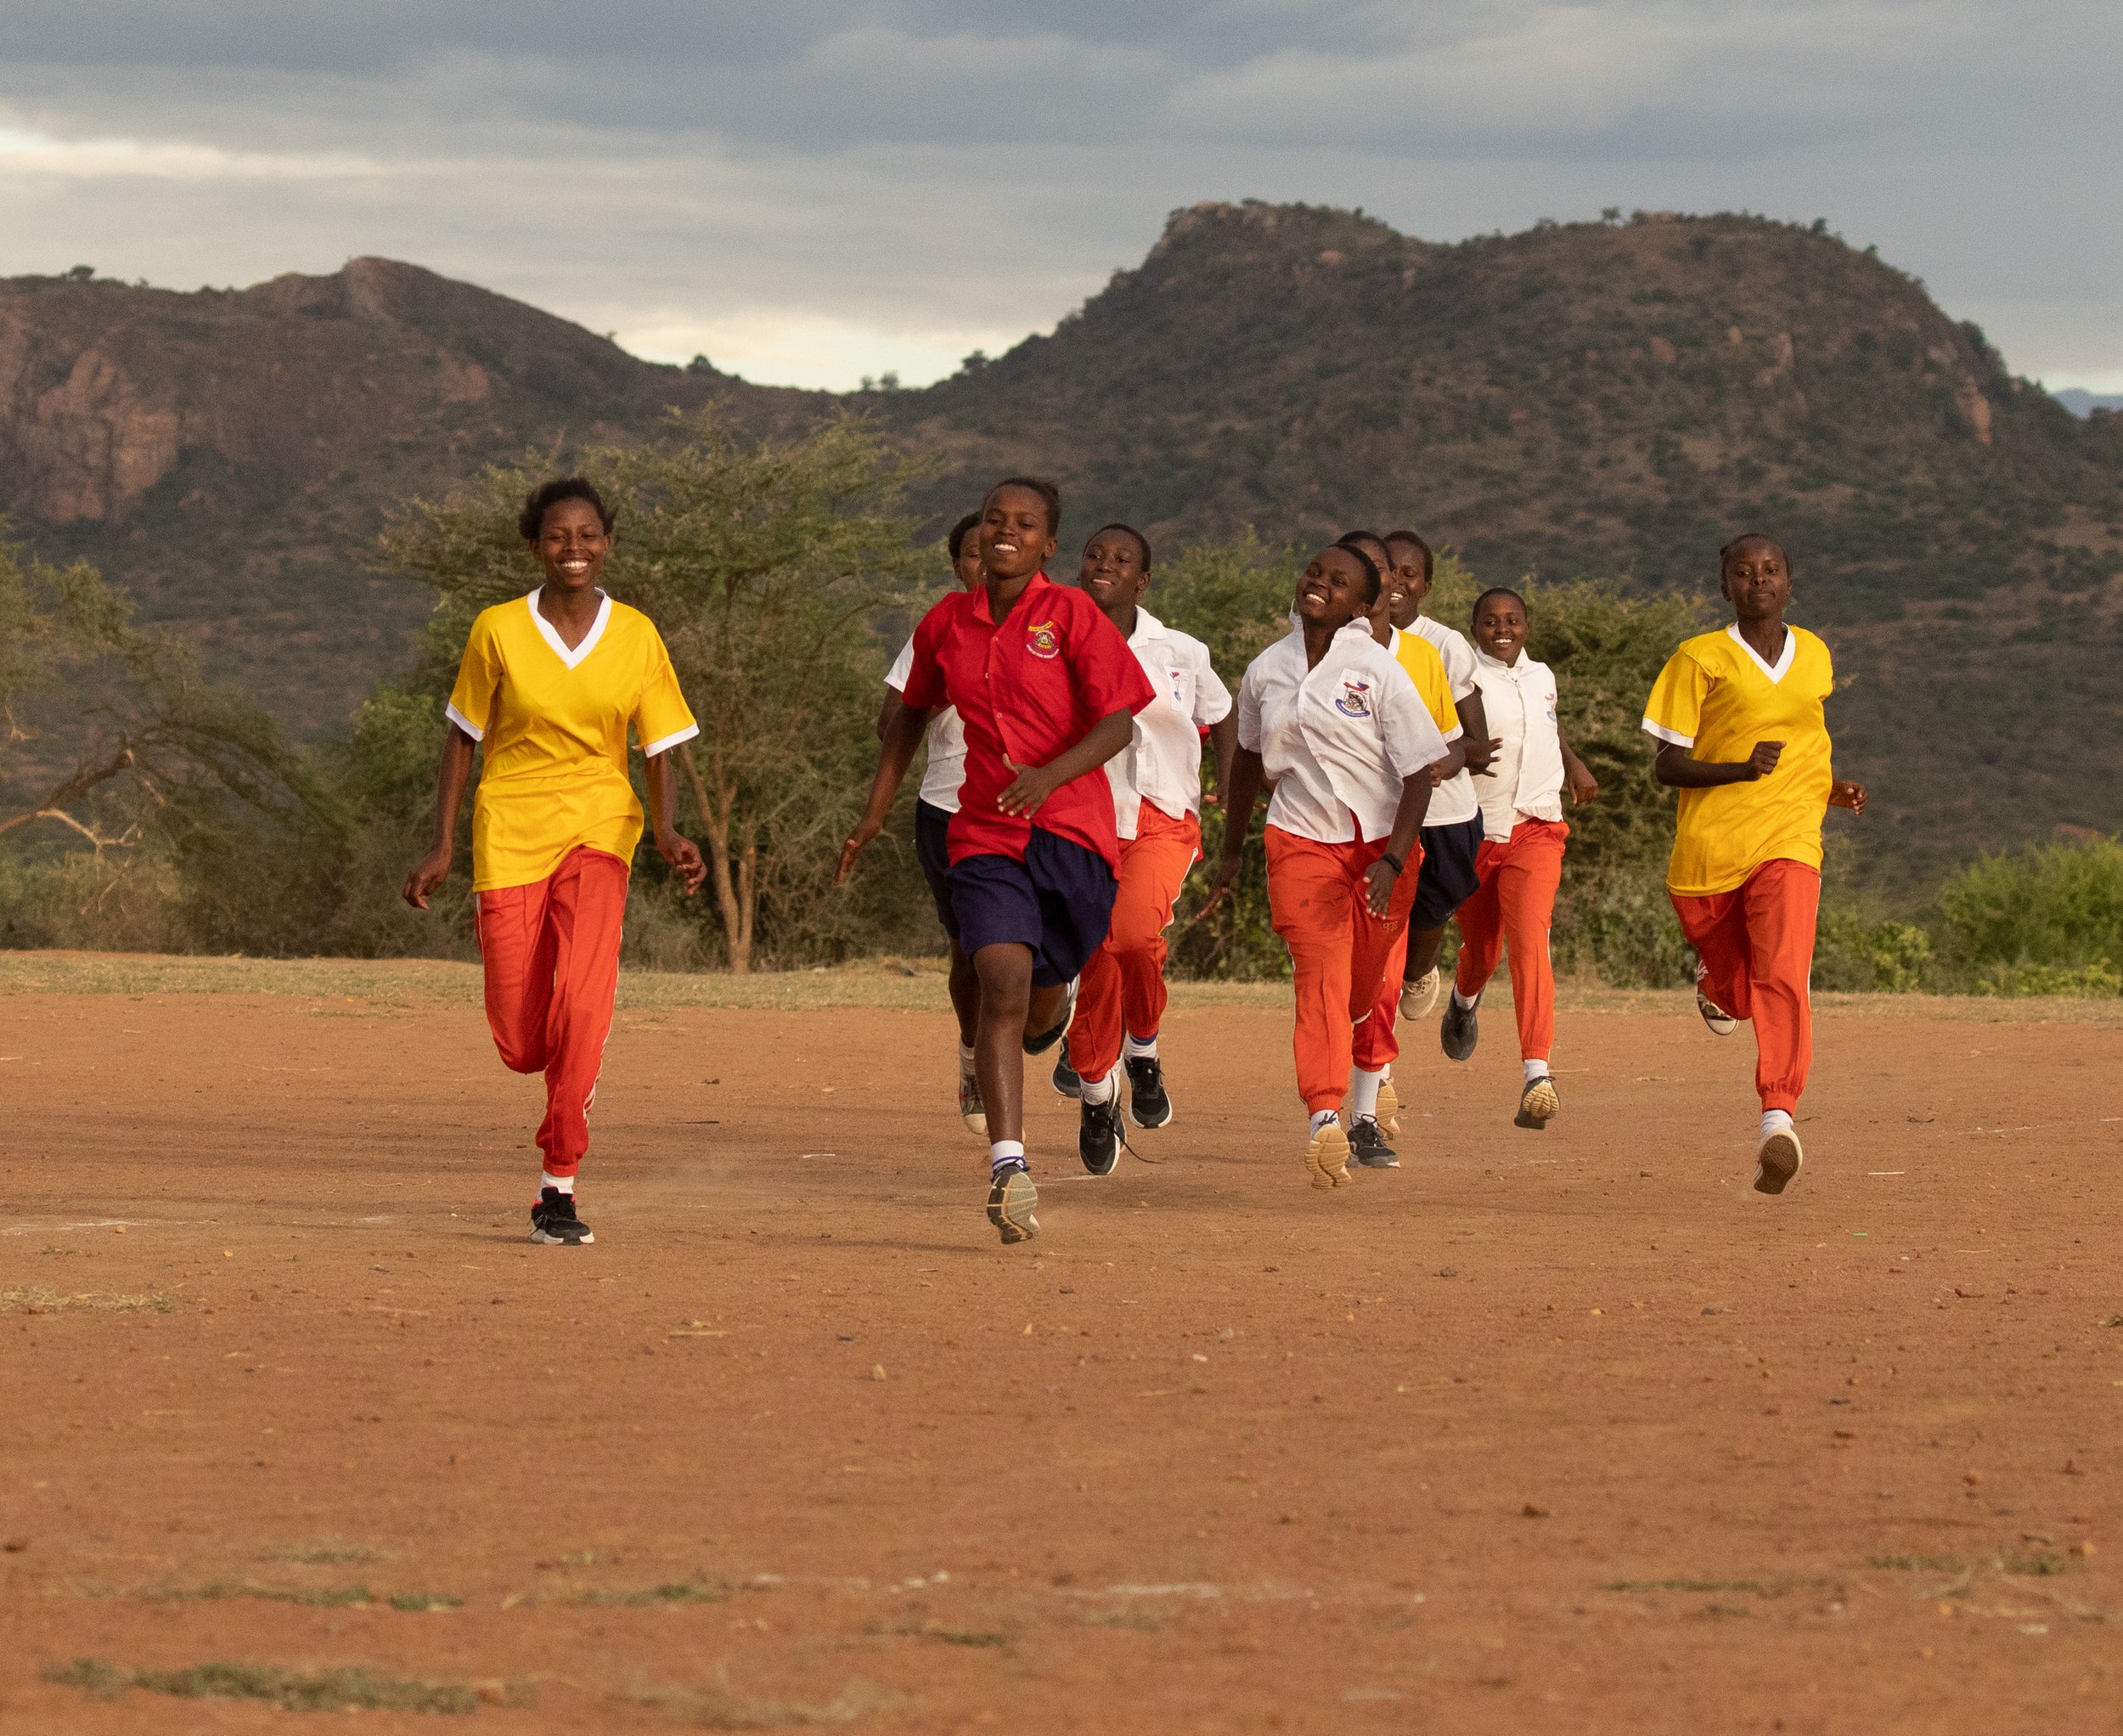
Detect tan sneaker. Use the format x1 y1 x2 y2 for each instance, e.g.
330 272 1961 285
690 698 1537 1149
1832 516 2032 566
1375 1073 1401 1138
986 1165 1040 1243
1514 1074 1559 1130
1305 1116 1351 1190
1754 1127 1803 1195
959 1069 988 1136
1399 967 1441 1020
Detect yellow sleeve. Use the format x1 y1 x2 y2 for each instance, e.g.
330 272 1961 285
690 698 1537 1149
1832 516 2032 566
634 627 701 757
1642 646 1709 748
1395 635 1461 740
444 612 503 741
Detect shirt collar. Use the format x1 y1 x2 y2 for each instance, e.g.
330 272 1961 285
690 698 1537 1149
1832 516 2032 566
1126 605 1164 647
1474 647 1524 672
971 572 1051 628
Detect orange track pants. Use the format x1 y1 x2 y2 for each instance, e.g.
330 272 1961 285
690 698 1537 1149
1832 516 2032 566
1670 858 1819 1113
476 845 630 1180
1265 826 1422 1113
1452 818 1568 1062
1067 803 1200 1083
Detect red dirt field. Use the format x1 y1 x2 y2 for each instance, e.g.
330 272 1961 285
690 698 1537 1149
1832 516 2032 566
3 965 2120 1734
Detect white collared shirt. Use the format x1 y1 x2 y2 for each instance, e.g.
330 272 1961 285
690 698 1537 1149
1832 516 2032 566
1389 625 1479 828
1468 649 1565 842
885 634 967 813
1104 606 1232 840
1236 621 1449 844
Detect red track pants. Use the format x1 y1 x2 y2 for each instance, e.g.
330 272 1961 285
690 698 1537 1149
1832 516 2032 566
1066 803 1200 1084
476 845 630 1181
1670 858 1819 1113
1265 826 1421 1113
1452 817 1569 1062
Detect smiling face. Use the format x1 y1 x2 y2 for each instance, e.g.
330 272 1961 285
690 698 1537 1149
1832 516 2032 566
1384 536 1432 628
1473 592 1529 665
1294 546 1373 634
978 485 1058 583
1720 538 1793 623
1078 528 1148 622
532 497 611 594
952 529 986 591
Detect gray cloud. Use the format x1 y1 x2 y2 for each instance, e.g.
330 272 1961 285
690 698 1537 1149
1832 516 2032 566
2 2 2117 389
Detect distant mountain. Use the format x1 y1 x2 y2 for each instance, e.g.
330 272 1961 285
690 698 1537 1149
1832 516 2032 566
3 211 2119 877
2053 388 2123 418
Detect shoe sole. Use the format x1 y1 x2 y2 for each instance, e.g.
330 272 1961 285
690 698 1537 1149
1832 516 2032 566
1399 969 1441 1020
1514 1077 1560 1130
1697 995 1739 1036
1754 1130 1803 1195
960 1079 988 1137
1375 1078 1400 1139
988 1172 1040 1243
529 1226 594 1245
1305 1124 1351 1190
1127 1090 1174 1130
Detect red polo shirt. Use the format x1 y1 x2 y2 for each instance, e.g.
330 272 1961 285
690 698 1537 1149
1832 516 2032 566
901 573 1155 874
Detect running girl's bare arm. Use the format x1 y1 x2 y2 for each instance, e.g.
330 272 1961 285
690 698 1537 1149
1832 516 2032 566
1456 690 1494 774
1653 740 1782 788
1559 731 1599 805
1206 713 1239 808
836 700 932 884
1198 747 1265 916
644 749 707 894
402 724 478 909
996 706 1135 817
1367 771 1433 916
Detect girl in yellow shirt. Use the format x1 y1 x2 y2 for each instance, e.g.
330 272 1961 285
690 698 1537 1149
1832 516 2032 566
402 478 705 1247
1642 535 1865 1197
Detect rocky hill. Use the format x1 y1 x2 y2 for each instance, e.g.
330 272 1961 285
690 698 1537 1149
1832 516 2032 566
3 210 2120 876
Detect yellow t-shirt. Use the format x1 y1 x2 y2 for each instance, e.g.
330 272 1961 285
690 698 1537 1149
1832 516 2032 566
1642 624 1835 897
1391 628 1463 742
445 591 700 892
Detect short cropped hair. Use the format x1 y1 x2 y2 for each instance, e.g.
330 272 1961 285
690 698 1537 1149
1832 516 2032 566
1086 522 1152 571
1384 528 1434 584
946 510 983 561
985 476 1062 534
518 476 614 542
1719 533 1788 570
1328 540 1382 604
1471 585 1529 622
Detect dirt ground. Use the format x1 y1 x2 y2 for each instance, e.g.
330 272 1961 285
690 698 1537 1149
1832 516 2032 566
3 958 2120 1734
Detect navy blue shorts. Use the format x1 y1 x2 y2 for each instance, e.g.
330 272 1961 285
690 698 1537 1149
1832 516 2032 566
914 799 959 941
949 831 1117 989
1411 814 1486 933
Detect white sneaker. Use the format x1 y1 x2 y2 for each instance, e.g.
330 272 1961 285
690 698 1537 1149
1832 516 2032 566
1754 1126 1803 1195
1694 963 1738 1036
1399 967 1441 1020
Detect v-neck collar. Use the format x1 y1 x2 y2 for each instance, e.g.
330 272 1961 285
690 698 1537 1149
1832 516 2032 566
1726 621 1795 684
527 589 611 670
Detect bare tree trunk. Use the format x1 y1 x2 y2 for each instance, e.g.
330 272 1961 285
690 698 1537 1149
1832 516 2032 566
678 747 749 973
736 837 757 975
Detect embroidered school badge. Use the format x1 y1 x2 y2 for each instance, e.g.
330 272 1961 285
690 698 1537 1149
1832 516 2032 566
1026 621 1061 660
1332 679 1372 719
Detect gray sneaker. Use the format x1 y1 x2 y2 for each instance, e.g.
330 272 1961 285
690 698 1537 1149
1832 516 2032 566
986 1164 1040 1244
1349 1116 1399 1169
1440 991 1481 1062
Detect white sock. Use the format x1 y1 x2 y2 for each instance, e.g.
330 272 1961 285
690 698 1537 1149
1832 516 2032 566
1451 988 1478 1011
1080 1067 1118 1106
1347 1066 1385 1121
1523 1059 1551 1084
1760 1109 1794 1141
958 1042 977 1073
989 1139 1026 1174
1123 1031 1158 1059
1309 1108 1341 1137
541 1171 574 1195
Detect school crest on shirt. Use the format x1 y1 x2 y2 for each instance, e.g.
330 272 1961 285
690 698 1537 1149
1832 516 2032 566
1333 679 1372 719
1025 620 1061 660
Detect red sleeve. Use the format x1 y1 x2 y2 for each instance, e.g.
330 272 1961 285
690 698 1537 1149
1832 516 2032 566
1068 595 1157 719
899 595 954 712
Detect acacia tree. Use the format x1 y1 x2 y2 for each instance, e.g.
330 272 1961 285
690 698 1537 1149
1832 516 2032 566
381 411 934 972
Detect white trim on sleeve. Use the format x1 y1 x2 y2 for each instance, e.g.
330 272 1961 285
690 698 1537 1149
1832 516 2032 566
1642 718 1694 747
443 702 485 742
642 721 701 758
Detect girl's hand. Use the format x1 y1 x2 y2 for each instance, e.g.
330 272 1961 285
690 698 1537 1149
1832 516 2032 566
1744 740 1785 780
997 758 1065 817
401 844 453 910
1828 780 1867 814
835 814 884 887
1364 855 1401 917
1567 764 1599 805
1197 852 1245 919
656 828 707 894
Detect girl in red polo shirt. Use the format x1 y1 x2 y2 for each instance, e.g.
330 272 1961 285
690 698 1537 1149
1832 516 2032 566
839 478 1155 1244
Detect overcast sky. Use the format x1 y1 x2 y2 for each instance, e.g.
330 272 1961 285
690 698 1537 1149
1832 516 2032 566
3 3 2117 392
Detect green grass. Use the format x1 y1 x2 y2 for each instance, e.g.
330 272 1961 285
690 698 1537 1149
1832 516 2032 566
1867 1553 1968 1574
127 1581 459 1609
42 1659 476 1713
1601 1576 1828 1596
266 1542 382 1565
632 1663 894 1728
2 1288 175 1314
571 1578 729 1607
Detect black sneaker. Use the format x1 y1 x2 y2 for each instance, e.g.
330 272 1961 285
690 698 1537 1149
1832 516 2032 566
529 1187 594 1245
1022 978 1078 1057
1440 991 1481 1062
1079 1091 1125 1176
1349 1116 1399 1169
1124 1055 1173 1129
1051 1052 1083 1097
